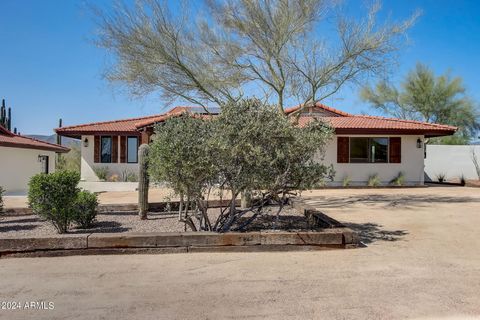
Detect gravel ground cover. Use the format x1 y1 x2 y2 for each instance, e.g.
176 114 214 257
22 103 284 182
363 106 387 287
0 206 314 239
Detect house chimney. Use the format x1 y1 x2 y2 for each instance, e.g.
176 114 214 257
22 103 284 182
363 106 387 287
14 127 17 134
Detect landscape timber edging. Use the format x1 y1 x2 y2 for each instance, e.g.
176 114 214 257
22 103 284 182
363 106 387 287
0 228 358 258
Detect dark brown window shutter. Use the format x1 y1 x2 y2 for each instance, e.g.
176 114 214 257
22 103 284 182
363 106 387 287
389 137 401 163
94 136 100 163
112 136 118 163
337 137 349 163
120 136 127 163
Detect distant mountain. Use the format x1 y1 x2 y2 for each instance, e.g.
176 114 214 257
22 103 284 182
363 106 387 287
25 134 80 148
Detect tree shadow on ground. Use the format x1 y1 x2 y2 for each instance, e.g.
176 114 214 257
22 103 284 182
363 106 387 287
0 217 39 224
0 224 38 232
304 194 480 209
100 211 138 216
343 222 408 244
69 221 130 234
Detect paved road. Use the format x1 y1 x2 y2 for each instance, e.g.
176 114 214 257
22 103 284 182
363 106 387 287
1 187 480 319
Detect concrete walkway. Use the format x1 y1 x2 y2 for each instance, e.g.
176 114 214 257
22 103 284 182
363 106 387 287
0 187 479 319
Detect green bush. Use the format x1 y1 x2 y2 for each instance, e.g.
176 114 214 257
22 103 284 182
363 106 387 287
389 172 405 186
367 174 381 187
28 171 80 233
93 166 109 181
342 176 351 187
122 169 138 182
73 191 98 229
0 186 4 213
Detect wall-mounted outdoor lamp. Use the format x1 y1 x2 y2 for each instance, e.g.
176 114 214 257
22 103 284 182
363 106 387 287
83 138 89 148
416 138 423 149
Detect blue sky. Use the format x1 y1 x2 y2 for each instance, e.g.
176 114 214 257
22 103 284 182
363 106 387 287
0 0 479 135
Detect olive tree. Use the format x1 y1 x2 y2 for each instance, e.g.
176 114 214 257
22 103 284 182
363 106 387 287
148 99 334 232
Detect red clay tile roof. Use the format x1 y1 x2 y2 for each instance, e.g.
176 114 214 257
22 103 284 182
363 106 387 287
298 115 457 137
56 106 215 137
56 104 457 138
0 126 69 152
55 114 167 138
285 102 351 117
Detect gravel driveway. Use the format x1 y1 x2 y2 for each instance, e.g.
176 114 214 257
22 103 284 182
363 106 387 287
0 186 479 320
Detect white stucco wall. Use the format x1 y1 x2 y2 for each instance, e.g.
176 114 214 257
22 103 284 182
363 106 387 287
81 135 139 181
425 145 480 180
320 135 425 185
79 134 425 185
0 146 57 194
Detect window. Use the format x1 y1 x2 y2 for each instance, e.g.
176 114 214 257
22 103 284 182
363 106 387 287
101 136 112 163
349 137 388 163
127 137 138 163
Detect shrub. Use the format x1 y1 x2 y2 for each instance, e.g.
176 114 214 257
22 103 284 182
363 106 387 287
73 191 98 229
93 166 109 181
0 186 4 213
108 174 120 182
436 173 446 183
367 174 380 187
28 171 80 233
390 172 405 186
342 176 351 187
122 169 138 182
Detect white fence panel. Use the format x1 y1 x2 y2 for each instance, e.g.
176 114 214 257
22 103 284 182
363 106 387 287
425 145 480 181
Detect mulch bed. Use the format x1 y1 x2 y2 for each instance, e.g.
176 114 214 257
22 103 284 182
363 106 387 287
0 205 321 239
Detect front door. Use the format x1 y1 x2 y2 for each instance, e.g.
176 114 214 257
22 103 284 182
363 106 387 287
39 155 49 174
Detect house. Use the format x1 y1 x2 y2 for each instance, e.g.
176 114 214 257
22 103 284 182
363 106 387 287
0 125 69 194
55 103 456 185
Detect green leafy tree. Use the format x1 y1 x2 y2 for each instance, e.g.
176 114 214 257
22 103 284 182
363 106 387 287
361 63 480 144
56 144 81 173
148 99 334 232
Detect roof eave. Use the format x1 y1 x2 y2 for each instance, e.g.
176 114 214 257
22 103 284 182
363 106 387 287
335 128 457 137
0 141 70 153
56 130 141 138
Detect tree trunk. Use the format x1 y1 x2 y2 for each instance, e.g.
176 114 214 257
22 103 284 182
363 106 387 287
138 143 150 220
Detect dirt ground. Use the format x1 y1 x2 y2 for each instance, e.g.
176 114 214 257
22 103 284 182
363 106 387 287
0 186 479 319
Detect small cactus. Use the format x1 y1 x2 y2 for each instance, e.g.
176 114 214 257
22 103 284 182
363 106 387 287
138 143 150 220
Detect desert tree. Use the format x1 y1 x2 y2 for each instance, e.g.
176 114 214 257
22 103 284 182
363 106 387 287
94 0 245 110
361 63 480 144
148 99 334 232
95 0 418 114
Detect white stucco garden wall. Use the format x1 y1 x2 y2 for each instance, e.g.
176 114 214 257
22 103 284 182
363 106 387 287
80 135 139 181
424 145 480 181
320 135 425 185
0 146 57 194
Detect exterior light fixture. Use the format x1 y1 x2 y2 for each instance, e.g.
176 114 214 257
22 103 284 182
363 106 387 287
83 138 89 148
416 138 423 149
